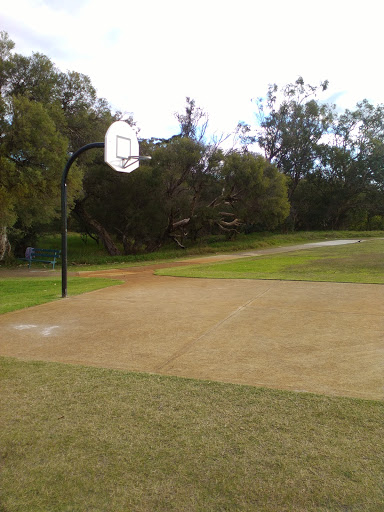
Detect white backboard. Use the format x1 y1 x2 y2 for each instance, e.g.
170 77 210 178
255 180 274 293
105 121 140 173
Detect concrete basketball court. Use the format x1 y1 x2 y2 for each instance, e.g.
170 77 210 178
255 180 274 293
0 241 383 400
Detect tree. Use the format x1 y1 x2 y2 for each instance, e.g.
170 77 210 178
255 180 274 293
0 32 114 258
4 52 60 105
240 77 334 201
310 100 384 229
0 33 72 258
81 135 213 253
58 71 114 151
0 31 15 92
175 97 209 142
0 95 70 256
219 152 290 234
79 154 167 254
151 136 214 247
0 33 16 257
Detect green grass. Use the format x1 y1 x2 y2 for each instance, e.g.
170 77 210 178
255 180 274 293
3 237 383 314
1 357 383 512
0 276 123 314
157 239 384 284
18 230 384 271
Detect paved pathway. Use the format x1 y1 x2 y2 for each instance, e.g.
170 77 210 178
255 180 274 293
1 240 382 400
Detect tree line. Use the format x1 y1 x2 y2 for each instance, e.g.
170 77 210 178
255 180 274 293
1 31 383 259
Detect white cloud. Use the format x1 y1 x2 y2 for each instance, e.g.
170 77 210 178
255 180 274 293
2 0 383 140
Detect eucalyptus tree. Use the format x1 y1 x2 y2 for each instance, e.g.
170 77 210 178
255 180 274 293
240 77 334 199
0 31 116 258
0 33 71 258
219 151 290 234
174 96 209 142
312 99 384 228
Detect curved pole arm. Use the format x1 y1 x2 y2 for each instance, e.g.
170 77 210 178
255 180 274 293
61 142 104 298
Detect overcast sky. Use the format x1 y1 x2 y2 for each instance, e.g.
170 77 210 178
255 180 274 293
1 0 383 141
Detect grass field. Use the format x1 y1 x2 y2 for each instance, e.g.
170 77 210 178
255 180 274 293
156 239 384 284
22 230 384 269
0 276 123 314
3 235 382 315
1 358 383 512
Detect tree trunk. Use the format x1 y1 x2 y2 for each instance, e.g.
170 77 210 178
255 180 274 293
0 226 11 261
73 201 121 256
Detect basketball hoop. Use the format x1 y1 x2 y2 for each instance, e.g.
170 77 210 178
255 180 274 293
62 121 151 298
121 155 152 169
105 121 151 173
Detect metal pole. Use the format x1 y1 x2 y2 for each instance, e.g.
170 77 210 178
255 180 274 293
61 142 104 298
